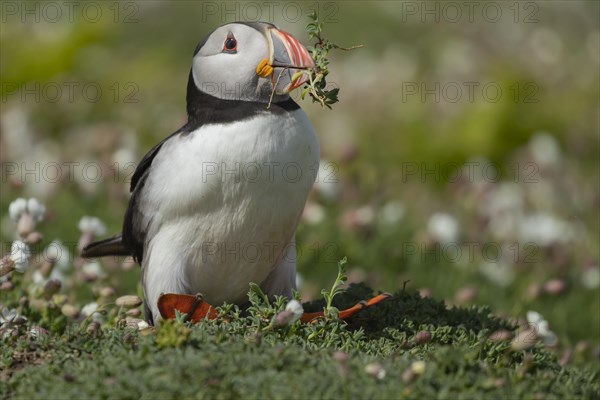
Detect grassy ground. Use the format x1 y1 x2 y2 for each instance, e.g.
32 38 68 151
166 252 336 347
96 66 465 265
2 284 598 399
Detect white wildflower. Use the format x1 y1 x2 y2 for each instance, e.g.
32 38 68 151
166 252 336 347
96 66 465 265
314 160 339 201
112 147 137 166
45 240 71 273
81 302 104 323
343 206 375 230
303 202 325 225
78 216 107 236
354 205 375 226
284 299 304 322
479 261 515 287
484 184 524 241
581 267 600 290
26 198 45 221
82 260 106 279
529 132 561 169
10 240 30 273
33 268 66 287
81 302 98 316
378 201 405 225
518 213 574 246
275 299 304 326
527 311 557 346
137 320 150 331
32 270 45 285
427 213 459 244
33 240 71 286
8 198 27 221
529 28 563 66
8 197 45 222
482 183 523 216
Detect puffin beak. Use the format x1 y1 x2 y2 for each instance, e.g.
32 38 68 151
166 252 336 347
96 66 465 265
256 28 315 95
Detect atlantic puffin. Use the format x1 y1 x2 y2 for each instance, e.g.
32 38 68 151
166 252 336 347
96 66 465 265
81 22 319 324
83 22 390 324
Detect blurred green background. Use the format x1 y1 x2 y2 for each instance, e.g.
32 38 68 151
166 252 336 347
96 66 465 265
1 1 598 358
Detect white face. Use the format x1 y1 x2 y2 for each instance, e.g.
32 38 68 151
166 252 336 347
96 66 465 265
192 23 285 103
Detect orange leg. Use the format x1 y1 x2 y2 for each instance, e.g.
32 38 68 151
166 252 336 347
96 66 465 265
300 293 392 323
158 292 392 324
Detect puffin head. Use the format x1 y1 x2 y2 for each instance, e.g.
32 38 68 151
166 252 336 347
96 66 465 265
189 22 315 104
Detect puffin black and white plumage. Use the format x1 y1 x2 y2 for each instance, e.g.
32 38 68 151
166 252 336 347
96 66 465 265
82 22 319 324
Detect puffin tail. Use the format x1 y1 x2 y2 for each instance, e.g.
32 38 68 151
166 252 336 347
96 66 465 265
81 233 130 258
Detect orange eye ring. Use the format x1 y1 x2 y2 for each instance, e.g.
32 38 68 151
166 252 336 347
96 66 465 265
223 36 237 53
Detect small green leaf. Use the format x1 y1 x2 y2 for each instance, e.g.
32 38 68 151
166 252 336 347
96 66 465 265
248 282 269 305
174 309 188 324
300 10 362 110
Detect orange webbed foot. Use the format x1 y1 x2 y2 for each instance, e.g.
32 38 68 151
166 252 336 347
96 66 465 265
157 293 218 323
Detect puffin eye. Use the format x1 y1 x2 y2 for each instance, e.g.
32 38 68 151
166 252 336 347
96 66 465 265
223 34 237 53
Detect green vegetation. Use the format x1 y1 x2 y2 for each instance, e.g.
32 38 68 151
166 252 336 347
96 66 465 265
2 284 598 399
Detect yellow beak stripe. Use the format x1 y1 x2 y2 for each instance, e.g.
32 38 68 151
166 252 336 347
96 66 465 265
256 59 274 78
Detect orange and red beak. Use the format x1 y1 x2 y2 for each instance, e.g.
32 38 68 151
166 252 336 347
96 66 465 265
256 27 315 95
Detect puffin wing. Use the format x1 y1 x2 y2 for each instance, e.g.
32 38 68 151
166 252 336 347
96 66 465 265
122 127 187 262
81 127 186 261
80 233 128 258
